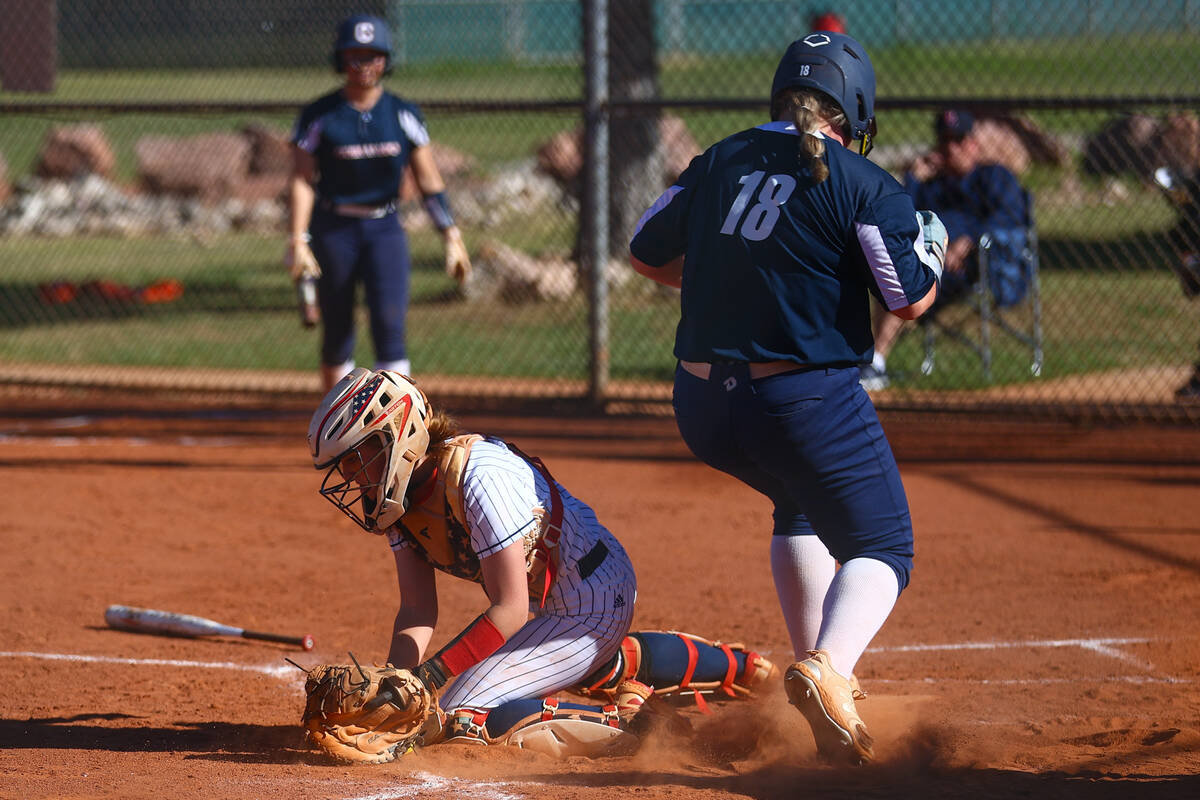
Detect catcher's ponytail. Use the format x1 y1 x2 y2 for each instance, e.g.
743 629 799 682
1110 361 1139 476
424 409 462 456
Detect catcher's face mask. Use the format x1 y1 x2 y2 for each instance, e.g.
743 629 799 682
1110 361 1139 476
320 433 395 530
308 367 430 532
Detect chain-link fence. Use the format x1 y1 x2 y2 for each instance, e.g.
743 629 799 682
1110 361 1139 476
1 1 1198 419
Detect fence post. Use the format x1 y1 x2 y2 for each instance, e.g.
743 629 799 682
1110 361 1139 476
0 0 57 92
583 0 610 405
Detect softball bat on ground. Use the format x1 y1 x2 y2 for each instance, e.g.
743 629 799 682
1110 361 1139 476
104 604 314 650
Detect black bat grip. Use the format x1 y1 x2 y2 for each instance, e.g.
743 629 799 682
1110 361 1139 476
242 629 315 650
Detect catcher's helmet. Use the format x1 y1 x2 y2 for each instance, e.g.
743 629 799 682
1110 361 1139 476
770 32 876 155
332 14 393 73
308 368 430 532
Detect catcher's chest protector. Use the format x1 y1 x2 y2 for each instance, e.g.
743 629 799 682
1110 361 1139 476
396 435 561 601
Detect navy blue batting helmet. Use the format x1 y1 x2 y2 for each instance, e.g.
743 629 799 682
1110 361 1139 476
770 32 876 155
332 14 393 73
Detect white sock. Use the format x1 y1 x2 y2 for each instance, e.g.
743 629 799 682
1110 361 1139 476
375 358 411 376
872 351 887 373
770 535 837 661
815 557 899 677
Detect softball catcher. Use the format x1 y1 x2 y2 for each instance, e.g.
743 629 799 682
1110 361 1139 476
298 368 776 763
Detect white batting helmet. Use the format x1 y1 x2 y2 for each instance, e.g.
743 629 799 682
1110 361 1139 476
307 367 431 532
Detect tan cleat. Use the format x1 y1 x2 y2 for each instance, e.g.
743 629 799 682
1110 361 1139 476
616 679 692 738
614 679 654 725
785 650 874 765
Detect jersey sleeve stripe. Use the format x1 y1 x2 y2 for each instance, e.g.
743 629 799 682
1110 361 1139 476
295 119 324 153
633 185 683 235
855 220 910 310
398 109 430 147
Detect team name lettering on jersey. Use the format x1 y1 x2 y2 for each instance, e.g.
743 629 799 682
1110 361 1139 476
335 141 403 160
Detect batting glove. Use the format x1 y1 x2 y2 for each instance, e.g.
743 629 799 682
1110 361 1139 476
444 227 472 287
285 236 321 282
916 210 948 282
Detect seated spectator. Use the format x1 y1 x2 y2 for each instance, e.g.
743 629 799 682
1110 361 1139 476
862 110 1030 390
1158 164 1200 399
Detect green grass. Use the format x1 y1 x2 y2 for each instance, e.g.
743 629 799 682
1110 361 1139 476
5 33 1198 105
0 230 1192 387
882 269 1195 391
875 34 1200 98
2 34 1197 391
3 31 1198 178
0 63 584 105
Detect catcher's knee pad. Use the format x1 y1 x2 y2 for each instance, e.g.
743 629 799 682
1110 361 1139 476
465 696 636 758
576 630 778 712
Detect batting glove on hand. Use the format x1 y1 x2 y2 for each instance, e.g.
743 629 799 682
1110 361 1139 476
444 227 472 287
916 210 948 282
285 237 322 282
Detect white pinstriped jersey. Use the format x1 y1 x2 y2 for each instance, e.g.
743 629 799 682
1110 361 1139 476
387 437 637 708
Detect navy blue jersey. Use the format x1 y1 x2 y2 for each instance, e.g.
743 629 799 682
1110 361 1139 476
903 163 1026 242
292 90 429 206
631 122 939 366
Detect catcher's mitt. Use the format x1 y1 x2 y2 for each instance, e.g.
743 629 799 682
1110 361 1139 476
300 656 438 764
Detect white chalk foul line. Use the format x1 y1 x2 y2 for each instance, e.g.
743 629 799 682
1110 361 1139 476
0 653 526 799
342 772 525 800
0 650 297 679
881 675 1191 685
866 636 1160 673
1 635 1171 684
867 636 1151 653
0 434 242 447
869 636 1156 668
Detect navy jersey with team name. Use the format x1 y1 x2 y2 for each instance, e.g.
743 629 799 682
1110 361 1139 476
291 90 430 207
631 121 939 366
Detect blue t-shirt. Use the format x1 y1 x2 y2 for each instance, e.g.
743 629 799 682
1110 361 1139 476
630 122 940 366
291 90 430 207
903 163 1026 242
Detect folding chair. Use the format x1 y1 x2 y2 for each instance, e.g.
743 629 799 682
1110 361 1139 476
919 191 1044 381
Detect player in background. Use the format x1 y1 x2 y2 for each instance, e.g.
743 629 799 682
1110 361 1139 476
306 368 777 757
286 14 471 392
629 32 946 765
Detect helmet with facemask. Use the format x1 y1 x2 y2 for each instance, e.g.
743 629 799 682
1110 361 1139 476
307 368 430 532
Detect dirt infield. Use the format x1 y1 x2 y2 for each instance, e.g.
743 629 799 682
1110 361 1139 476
1 397 1198 799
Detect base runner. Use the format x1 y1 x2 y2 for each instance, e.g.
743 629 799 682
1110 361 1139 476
629 32 946 765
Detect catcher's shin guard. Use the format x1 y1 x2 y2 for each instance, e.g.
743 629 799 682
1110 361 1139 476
450 694 641 758
576 630 779 712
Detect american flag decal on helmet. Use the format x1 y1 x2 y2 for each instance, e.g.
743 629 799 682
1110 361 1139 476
346 374 385 427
